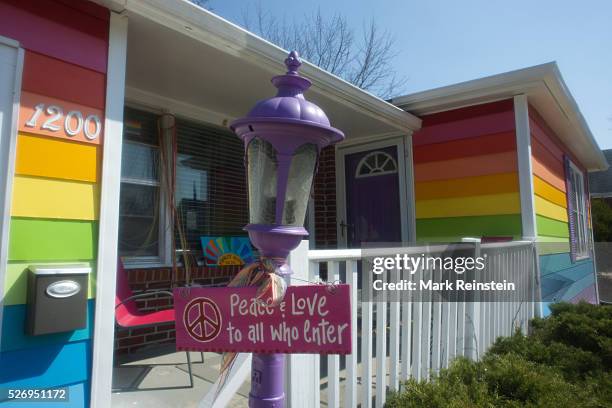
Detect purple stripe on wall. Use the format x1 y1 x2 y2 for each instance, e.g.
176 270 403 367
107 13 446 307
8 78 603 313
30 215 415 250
570 284 597 304
0 0 109 73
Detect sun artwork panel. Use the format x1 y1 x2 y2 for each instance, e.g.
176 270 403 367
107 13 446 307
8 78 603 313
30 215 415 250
200 236 254 266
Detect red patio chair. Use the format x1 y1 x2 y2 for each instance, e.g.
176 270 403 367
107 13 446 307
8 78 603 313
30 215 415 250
114 261 202 391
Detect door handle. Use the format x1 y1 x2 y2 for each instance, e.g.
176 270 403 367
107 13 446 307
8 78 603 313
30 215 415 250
339 221 353 238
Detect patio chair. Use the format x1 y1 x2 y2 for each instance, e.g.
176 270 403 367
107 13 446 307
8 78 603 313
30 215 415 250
114 261 203 392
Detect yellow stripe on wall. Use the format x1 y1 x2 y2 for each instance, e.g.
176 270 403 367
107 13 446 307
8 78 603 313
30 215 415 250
533 175 567 208
535 195 568 222
11 175 99 220
416 192 521 219
415 172 519 200
15 133 100 183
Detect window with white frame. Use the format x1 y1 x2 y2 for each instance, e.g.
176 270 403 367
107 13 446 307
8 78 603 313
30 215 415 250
567 161 589 258
119 108 163 261
118 107 248 265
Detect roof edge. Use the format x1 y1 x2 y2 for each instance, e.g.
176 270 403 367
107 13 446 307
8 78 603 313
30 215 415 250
99 0 421 133
392 63 608 171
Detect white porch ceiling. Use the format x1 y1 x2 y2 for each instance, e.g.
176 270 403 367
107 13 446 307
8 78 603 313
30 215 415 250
123 5 419 139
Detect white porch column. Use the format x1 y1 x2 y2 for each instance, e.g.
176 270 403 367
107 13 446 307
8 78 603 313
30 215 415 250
90 11 128 407
0 37 24 350
513 95 543 317
285 240 317 408
404 133 417 243
513 95 537 240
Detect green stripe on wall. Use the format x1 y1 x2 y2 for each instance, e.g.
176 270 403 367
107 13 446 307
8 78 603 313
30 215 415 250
536 215 569 238
8 218 98 262
416 214 522 239
537 236 570 255
3 262 96 306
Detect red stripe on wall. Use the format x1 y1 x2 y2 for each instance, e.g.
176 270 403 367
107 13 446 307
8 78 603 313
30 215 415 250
531 136 564 179
0 0 109 73
55 0 110 21
22 51 106 110
413 110 515 146
420 99 514 127
413 131 517 164
529 106 585 173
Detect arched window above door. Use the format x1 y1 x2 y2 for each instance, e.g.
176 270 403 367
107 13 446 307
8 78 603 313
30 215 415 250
355 150 398 178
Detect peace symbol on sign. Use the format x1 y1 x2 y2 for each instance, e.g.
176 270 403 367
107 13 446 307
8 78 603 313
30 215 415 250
183 297 222 343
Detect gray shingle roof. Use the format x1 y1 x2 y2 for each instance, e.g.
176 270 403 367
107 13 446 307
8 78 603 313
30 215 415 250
590 149 612 197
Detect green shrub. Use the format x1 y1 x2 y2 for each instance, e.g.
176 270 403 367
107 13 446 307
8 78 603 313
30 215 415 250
387 302 612 408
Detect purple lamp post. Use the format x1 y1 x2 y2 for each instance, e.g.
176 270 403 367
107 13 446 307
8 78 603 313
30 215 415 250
231 51 344 407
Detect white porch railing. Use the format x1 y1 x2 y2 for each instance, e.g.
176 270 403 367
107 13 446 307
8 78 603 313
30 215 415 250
201 239 539 408
287 239 539 408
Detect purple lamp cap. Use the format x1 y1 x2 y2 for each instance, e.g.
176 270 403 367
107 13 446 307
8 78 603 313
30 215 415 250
230 50 345 145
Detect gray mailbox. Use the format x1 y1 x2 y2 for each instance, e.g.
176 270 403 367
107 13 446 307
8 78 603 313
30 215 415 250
26 264 90 336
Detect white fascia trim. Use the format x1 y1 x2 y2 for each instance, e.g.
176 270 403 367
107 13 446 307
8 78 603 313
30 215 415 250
90 11 128 408
125 86 231 127
542 64 608 172
392 63 555 112
122 0 421 133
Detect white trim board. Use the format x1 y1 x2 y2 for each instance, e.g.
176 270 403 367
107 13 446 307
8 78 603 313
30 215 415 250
0 38 24 352
90 11 128 408
513 95 537 240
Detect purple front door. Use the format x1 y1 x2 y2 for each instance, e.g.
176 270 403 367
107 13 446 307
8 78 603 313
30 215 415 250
343 146 402 247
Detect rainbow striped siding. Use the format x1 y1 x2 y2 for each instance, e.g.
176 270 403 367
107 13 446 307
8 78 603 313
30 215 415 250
529 108 597 313
0 0 109 404
413 100 522 242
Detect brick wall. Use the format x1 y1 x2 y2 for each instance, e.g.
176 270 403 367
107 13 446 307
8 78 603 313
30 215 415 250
313 146 338 249
114 265 240 356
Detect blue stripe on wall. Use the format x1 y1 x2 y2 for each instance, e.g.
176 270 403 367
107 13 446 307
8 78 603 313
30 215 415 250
1 300 94 353
540 252 591 277
563 275 596 301
0 340 90 387
540 253 595 315
0 381 86 407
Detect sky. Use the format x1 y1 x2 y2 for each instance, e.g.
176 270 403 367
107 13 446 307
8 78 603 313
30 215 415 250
209 0 612 149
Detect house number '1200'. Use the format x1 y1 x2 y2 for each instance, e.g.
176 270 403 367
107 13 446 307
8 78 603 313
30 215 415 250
25 103 101 141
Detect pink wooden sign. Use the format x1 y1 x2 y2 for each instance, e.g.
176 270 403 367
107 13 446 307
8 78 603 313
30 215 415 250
173 285 352 354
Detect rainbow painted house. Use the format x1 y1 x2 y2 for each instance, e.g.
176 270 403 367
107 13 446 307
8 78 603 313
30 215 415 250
0 0 607 406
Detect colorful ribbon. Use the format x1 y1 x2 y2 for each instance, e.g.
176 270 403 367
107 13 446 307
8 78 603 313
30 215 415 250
216 257 287 399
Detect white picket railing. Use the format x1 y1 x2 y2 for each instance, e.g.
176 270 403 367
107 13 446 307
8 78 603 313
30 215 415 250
287 239 539 408
200 239 539 407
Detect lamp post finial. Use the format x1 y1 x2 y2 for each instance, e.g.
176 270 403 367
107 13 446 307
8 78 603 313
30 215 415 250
285 51 301 75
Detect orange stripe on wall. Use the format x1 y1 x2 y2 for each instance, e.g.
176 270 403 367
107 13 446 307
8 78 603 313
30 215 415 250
415 172 519 200
532 156 566 192
533 175 567 207
22 51 106 110
18 91 103 145
531 136 564 178
15 133 100 183
413 131 516 164
414 151 518 182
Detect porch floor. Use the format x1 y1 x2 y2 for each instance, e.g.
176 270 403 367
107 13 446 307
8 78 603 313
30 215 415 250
111 345 249 407
110 342 390 407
